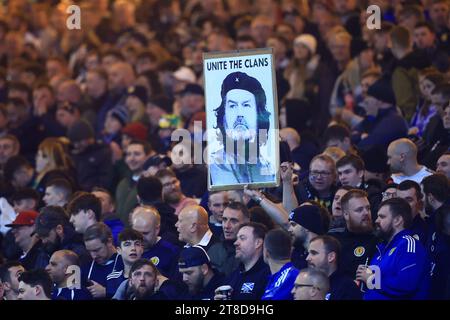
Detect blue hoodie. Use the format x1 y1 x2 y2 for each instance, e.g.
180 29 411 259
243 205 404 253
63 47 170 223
364 229 431 300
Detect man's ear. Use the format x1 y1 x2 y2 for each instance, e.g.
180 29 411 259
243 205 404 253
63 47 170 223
427 193 436 206
358 170 364 179
343 209 349 221
400 153 406 163
35 285 42 296
201 264 209 276
309 286 318 299
87 209 96 220
255 238 264 250
56 191 64 201
327 252 336 264
393 215 403 229
117 246 122 255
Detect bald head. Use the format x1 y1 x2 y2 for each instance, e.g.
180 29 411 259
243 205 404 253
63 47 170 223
387 138 419 173
280 128 300 151
292 268 329 300
58 250 80 267
176 205 210 245
389 138 418 158
130 206 161 249
180 205 209 225
131 206 161 227
46 250 80 286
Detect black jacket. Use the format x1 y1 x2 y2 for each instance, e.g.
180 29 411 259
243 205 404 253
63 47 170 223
19 240 46 271
328 270 362 300
328 228 379 278
294 178 336 213
35 225 91 269
191 271 226 300
71 142 113 191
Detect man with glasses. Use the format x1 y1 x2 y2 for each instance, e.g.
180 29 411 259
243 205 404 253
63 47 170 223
381 183 398 201
291 268 329 300
287 154 337 213
155 168 197 216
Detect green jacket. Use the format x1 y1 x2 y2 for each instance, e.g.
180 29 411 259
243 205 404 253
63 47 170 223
391 50 431 122
115 177 138 226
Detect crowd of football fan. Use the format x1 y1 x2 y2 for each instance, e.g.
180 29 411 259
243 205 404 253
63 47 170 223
0 0 449 300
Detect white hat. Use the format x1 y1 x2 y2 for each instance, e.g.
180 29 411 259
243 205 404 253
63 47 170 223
294 34 317 55
173 66 196 83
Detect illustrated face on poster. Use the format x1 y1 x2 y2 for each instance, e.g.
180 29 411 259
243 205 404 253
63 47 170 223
203 49 280 190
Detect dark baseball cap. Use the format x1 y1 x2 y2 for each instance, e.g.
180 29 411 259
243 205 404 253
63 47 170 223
178 245 211 269
34 206 68 237
143 154 172 171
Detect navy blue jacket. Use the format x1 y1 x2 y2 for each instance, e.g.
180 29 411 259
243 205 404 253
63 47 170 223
226 257 271 300
354 106 408 151
142 239 180 279
82 253 122 290
71 142 113 191
409 214 428 246
34 226 91 269
158 278 189 300
190 271 226 300
364 229 431 300
52 285 92 300
429 233 450 299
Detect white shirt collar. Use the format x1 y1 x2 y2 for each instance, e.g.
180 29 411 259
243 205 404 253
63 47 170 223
197 229 213 247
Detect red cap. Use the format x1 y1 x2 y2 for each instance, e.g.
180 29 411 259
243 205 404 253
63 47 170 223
122 122 148 141
6 210 39 227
